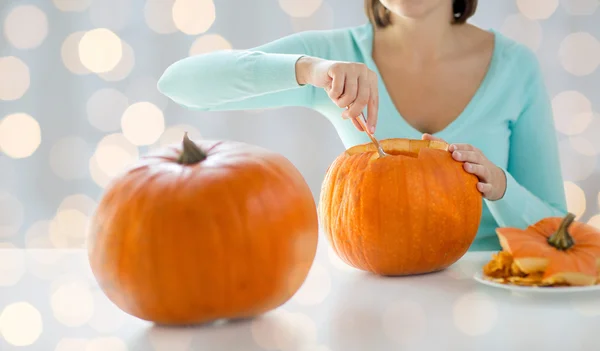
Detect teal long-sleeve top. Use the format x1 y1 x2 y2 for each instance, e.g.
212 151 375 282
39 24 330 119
157 23 568 251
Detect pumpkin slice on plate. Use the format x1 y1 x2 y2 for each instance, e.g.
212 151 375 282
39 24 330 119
488 213 600 287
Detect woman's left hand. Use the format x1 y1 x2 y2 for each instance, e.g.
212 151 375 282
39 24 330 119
422 133 507 201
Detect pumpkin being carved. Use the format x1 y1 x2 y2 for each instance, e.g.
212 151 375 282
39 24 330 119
88 134 319 325
319 138 482 276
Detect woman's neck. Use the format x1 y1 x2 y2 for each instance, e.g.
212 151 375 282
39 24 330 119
373 4 460 65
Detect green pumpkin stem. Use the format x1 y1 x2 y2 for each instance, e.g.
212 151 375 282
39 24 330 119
177 132 207 164
547 212 576 251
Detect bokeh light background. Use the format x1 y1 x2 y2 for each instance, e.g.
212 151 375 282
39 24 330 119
0 0 599 249
1 1 600 350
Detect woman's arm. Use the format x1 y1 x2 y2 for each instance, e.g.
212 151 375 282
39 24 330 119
157 32 319 111
485 51 568 228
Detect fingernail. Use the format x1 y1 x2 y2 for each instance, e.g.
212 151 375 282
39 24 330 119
454 151 461 159
369 125 375 133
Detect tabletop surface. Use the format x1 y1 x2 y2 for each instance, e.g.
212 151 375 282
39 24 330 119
1 240 600 351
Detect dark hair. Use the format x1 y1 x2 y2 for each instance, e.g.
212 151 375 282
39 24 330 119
365 0 478 27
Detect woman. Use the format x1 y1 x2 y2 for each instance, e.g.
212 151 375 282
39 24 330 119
157 0 567 250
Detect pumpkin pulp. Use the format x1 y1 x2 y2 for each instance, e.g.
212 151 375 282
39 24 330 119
177 132 207 164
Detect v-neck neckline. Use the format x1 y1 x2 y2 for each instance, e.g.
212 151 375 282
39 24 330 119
356 23 502 139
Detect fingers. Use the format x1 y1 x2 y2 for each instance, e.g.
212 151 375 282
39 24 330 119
463 162 491 182
451 150 484 164
337 76 358 109
328 71 345 102
345 74 369 119
477 182 493 197
448 143 477 152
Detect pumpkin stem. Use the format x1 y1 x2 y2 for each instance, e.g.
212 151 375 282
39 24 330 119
547 212 576 251
177 132 207 164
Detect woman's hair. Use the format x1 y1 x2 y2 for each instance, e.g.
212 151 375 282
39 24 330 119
365 0 478 27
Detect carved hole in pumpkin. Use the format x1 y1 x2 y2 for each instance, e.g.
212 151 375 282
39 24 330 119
345 139 449 158
384 150 419 158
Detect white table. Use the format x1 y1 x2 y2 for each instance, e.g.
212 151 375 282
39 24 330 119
1 242 600 351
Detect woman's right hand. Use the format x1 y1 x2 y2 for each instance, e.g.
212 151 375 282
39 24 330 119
296 56 379 133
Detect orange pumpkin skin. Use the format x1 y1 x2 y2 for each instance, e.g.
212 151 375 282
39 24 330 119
497 215 600 286
87 137 319 325
319 138 482 276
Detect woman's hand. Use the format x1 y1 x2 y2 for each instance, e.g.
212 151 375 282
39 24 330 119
422 133 507 201
296 56 378 133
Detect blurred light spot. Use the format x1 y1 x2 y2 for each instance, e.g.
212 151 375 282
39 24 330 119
61 32 91 75
144 0 178 34
279 0 323 17
560 0 599 15
576 113 600 154
0 302 43 346
87 88 130 132
588 214 600 229
500 13 543 51
98 41 135 82
88 290 128 333
121 102 165 146
51 279 95 327
125 76 169 110
172 0 216 35
89 133 139 188
0 249 25 286
0 56 30 101
517 0 559 19
251 309 317 351
155 124 202 149
0 113 41 159
189 34 232 56
53 0 91 12
291 263 331 305
89 156 111 188
327 246 355 271
552 90 593 135
79 28 123 73
85 337 127 351
564 181 586 219
0 191 24 239
59 194 97 216
148 327 195 351
0 243 15 248
572 298 600 316
291 1 334 32
24 220 53 249
453 292 498 336
49 136 92 180
56 338 90 351
559 139 596 181
559 32 600 76
4 5 48 49
382 300 427 346
569 135 597 156
49 209 90 248
89 0 133 32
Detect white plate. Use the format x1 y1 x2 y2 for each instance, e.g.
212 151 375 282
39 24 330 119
473 271 600 294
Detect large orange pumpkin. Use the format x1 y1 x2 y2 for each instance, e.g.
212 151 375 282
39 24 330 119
88 134 319 325
319 138 482 276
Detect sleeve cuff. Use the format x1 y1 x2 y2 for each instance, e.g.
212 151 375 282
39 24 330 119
484 168 526 228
